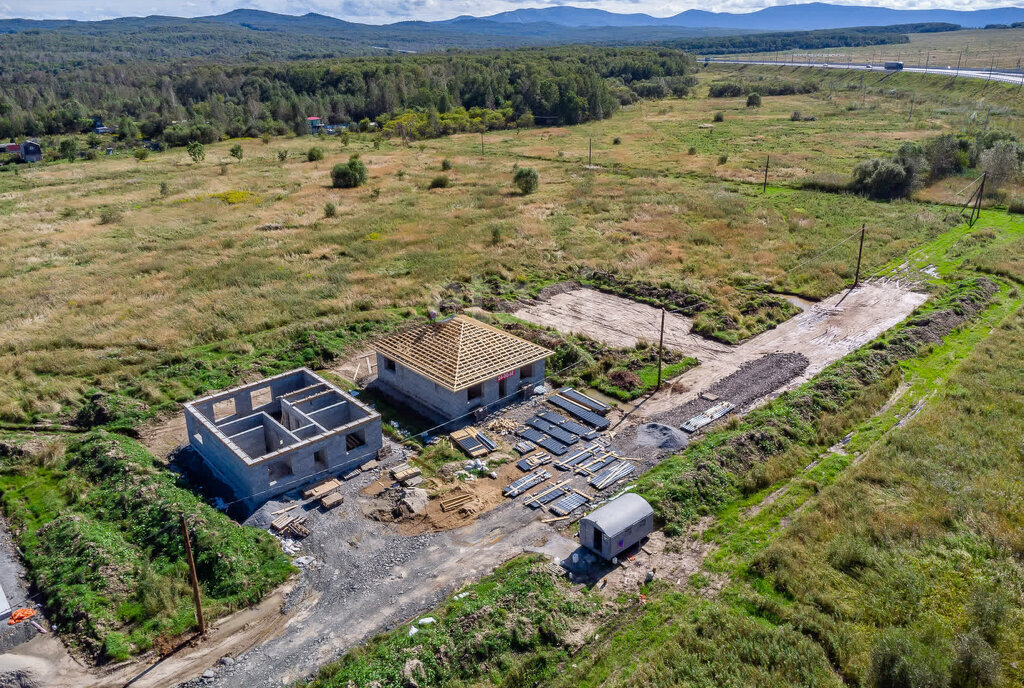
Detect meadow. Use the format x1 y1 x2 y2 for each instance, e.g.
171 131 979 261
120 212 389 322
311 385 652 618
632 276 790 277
723 27 1024 72
2 65 1016 424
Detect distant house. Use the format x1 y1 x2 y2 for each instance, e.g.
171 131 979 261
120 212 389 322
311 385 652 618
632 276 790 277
307 116 324 134
5 141 42 163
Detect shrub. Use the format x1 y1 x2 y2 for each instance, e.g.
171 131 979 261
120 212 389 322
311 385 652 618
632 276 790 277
612 137 621 145
746 93 762 108
331 154 368 188
718 154 729 165
219 163 228 176
340 132 351 147
260 133 271 144
951 631 1000 688
307 147 324 162
132 148 148 161
428 175 450 189
514 167 539 195
979 141 1022 191
159 181 169 197
713 111 725 122
440 158 452 171
869 628 950 688
1008 197 1024 214
708 83 743 98
852 158 912 199
59 138 78 162
229 144 243 161
688 146 697 155
277 150 288 162
99 207 123 225
324 202 337 218
791 111 803 121
186 141 205 163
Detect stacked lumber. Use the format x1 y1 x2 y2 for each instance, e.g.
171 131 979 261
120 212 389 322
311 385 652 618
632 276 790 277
440 492 475 512
321 492 345 510
302 478 342 500
270 514 310 538
391 464 421 484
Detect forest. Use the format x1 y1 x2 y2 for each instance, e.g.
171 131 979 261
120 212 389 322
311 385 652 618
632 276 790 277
666 22 958 55
0 47 695 142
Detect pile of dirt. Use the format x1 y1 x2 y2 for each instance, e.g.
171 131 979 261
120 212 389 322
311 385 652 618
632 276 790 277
635 423 690 450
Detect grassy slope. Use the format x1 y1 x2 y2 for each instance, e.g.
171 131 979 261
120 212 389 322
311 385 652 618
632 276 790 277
0 431 293 660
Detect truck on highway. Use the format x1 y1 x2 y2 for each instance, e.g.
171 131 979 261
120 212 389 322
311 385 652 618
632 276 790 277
884 61 905 71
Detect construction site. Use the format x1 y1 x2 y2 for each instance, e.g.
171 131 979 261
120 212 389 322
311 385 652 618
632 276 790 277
0 274 934 688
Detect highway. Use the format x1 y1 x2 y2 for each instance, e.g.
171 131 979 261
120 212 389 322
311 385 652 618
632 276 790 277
703 57 1024 87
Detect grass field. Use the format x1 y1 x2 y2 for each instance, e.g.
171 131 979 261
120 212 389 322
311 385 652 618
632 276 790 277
722 27 1024 73
4 65 1017 423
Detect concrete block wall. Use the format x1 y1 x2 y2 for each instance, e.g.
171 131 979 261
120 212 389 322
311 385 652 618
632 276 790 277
374 354 546 424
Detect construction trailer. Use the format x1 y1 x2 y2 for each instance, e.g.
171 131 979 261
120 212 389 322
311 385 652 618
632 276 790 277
184 368 382 507
372 314 551 425
578 493 654 560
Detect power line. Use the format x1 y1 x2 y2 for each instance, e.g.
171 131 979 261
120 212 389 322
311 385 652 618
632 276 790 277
786 228 865 275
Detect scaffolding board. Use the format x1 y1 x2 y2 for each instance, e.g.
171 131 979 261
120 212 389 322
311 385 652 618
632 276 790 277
503 469 551 498
550 490 591 516
548 394 610 429
525 416 579 445
558 387 611 414
681 401 736 434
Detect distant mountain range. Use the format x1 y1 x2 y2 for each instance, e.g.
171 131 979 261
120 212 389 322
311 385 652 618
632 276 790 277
452 4 1024 30
1 4 1022 64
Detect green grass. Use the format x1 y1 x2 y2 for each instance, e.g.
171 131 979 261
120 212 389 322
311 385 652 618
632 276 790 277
0 431 292 660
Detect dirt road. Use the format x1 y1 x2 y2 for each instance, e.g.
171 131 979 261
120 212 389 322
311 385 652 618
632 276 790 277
514 281 928 416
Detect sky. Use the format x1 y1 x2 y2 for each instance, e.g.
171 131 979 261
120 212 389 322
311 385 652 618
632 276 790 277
0 0 1016 24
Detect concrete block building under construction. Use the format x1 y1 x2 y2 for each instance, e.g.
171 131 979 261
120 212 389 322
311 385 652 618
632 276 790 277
372 314 552 425
185 368 382 506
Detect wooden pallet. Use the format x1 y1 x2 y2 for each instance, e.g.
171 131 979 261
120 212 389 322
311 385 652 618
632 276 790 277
391 464 421 482
440 492 475 512
302 478 342 500
270 514 298 532
286 519 310 538
321 492 345 510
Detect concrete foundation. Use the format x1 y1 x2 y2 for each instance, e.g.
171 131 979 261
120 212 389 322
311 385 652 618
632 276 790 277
184 368 382 507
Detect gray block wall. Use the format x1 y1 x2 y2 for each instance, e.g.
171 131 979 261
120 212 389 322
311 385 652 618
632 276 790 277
184 368 382 508
374 354 546 424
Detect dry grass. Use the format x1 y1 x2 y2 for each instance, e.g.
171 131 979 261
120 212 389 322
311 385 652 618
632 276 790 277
0 79 997 420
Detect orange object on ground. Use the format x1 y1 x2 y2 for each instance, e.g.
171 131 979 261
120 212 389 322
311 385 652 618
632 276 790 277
8 608 36 625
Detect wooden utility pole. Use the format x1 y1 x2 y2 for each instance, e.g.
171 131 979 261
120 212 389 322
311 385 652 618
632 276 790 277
762 155 770 193
853 223 866 288
588 137 592 166
970 173 986 226
180 513 206 635
860 72 865 107
954 51 962 81
908 94 915 122
480 132 484 155
655 309 666 391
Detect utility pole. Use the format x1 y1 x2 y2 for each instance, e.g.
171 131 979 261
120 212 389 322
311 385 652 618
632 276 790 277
984 107 991 131
860 72 865 107
853 223 866 289
908 94 915 122
655 308 666 391
954 51 962 81
762 155 770 193
971 173 987 226
180 513 206 635
588 137 592 166
480 132 484 155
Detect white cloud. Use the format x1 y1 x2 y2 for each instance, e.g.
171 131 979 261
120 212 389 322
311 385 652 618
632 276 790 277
0 0 1018 24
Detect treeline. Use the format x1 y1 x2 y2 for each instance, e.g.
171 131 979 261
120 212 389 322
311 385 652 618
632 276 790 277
0 47 695 143
664 22 959 56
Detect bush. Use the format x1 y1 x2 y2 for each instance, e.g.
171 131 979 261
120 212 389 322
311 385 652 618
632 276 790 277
869 628 950 688
229 144 243 161
709 83 743 98
307 147 324 162
852 158 912 199
612 137 621 145
718 154 729 165
277 150 288 162
185 141 204 163
746 93 762 108
440 158 452 171
98 207 123 225
159 181 169 197
59 138 78 162
951 631 1000 688
791 111 803 121
324 202 337 218
1008 197 1024 214
428 175 450 189
713 111 725 122
688 146 697 155
514 167 539 195
332 154 368 188
132 148 148 161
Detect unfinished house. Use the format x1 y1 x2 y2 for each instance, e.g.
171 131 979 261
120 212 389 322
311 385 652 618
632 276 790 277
184 368 382 506
373 314 552 424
